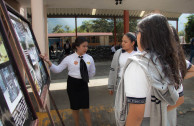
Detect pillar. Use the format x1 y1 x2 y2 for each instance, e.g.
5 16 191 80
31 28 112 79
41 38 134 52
31 0 50 112
75 17 77 38
124 10 129 34
176 19 178 33
31 0 46 54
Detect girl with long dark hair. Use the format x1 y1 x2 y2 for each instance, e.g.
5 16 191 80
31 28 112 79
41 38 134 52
115 14 186 126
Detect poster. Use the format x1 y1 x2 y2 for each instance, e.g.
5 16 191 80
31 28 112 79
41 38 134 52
8 12 48 95
0 65 22 113
0 35 9 64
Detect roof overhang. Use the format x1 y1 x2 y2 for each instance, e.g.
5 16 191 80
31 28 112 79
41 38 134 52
27 8 181 20
16 0 194 19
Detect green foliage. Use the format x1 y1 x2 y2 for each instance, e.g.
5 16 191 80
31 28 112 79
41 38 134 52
92 19 114 32
64 25 71 33
76 18 137 42
178 30 185 36
77 20 93 32
115 18 124 42
114 18 138 42
77 19 114 32
185 15 194 43
129 19 138 32
52 24 73 33
52 25 65 33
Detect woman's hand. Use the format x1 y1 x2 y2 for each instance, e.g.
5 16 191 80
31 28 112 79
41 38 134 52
39 54 52 67
39 54 49 62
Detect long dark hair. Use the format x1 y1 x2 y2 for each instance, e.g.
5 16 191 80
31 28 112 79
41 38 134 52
72 37 87 51
124 32 137 51
171 26 187 79
137 14 181 86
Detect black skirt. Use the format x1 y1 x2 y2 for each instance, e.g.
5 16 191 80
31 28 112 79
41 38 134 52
67 76 89 110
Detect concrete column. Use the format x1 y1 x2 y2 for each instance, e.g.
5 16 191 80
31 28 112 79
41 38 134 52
124 10 129 34
176 19 178 33
31 0 50 112
75 17 77 38
99 36 104 46
31 0 46 54
105 36 109 45
44 5 49 56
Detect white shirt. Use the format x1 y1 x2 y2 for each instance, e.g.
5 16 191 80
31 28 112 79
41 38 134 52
124 61 151 117
186 60 192 70
111 46 116 52
118 51 137 77
50 52 96 79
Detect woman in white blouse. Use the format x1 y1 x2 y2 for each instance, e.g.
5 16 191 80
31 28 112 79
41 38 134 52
108 32 137 95
40 37 95 126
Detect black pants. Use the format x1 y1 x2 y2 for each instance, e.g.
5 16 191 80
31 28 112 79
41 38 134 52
67 76 89 110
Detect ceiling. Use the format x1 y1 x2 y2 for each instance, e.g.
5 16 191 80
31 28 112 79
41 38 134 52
16 0 194 13
16 0 194 19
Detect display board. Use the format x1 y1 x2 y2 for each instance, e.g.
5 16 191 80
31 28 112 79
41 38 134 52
0 16 38 126
9 11 48 96
0 0 50 108
0 1 65 125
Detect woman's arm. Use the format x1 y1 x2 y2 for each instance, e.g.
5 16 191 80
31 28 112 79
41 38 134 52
39 54 68 73
184 64 194 79
126 104 145 126
88 57 96 78
184 60 194 79
184 71 194 79
39 54 52 67
188 65 194 72
167 96 184 111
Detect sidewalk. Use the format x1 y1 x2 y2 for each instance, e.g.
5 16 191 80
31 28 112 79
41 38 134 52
31 60 194 126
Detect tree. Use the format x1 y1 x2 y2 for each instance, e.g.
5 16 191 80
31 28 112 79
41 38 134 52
77 20 93 32
113 18 138 42
185 15 194 43
92 18 114 32
178 30 185 36
64 25 71 33
129 19 138 32
52 25 65 33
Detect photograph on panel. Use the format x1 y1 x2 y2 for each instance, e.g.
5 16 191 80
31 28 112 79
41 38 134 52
8 12 47 94
0 33 9 64
0 65 22 114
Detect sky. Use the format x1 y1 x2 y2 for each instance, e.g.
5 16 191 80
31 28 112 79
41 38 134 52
48 14 192 33
168 13 192 32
